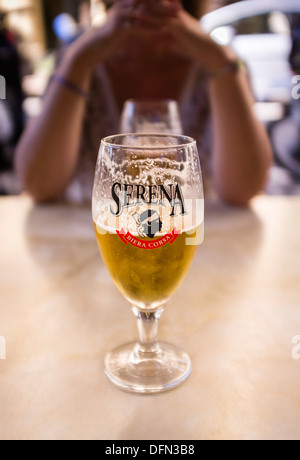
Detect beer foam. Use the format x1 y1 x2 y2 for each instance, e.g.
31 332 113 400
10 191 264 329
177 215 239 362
94 156 203 206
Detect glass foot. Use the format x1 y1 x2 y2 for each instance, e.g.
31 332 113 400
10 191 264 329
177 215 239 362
104 342 192 394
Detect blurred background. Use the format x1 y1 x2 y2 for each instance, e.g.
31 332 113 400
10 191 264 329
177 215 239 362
0 0 300 197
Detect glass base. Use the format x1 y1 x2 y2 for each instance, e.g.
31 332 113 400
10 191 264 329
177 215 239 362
104 342 192 394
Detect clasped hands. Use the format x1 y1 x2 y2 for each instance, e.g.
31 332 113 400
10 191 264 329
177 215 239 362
107 0 234 71
68 0 233 74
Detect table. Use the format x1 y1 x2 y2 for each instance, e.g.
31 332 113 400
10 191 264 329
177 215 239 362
0 195 300 440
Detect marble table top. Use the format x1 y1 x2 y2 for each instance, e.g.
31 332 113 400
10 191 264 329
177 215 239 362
0 195 300 440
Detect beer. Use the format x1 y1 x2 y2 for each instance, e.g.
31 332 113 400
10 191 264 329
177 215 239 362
94 221 203 308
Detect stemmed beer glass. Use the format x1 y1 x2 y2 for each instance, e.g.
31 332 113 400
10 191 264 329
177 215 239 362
92 134 204 393
120 99 183 134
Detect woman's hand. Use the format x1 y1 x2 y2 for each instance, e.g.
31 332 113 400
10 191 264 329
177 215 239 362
141 0 236 72
65 0 180 72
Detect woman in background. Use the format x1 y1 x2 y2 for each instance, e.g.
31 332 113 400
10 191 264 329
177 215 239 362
15 0 272 204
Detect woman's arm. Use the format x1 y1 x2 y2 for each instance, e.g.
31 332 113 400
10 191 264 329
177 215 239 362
209 64 273 206
15 7 129 203
15 53 91 202
166 6 273 205
15 1 177 202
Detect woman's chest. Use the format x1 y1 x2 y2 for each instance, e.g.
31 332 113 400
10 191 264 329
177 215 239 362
105 61 191 110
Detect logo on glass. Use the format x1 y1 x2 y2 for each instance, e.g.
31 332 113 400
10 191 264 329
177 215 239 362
135 209 163 239
110 182 187 217
111 182 186 249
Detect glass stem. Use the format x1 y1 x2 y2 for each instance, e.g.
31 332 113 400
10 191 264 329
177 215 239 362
132 306 165 357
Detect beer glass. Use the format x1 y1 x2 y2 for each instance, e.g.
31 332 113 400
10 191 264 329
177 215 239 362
92 134 204 393
120 99 183 134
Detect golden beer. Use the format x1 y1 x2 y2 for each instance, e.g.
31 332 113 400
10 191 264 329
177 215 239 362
94 221 202 307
